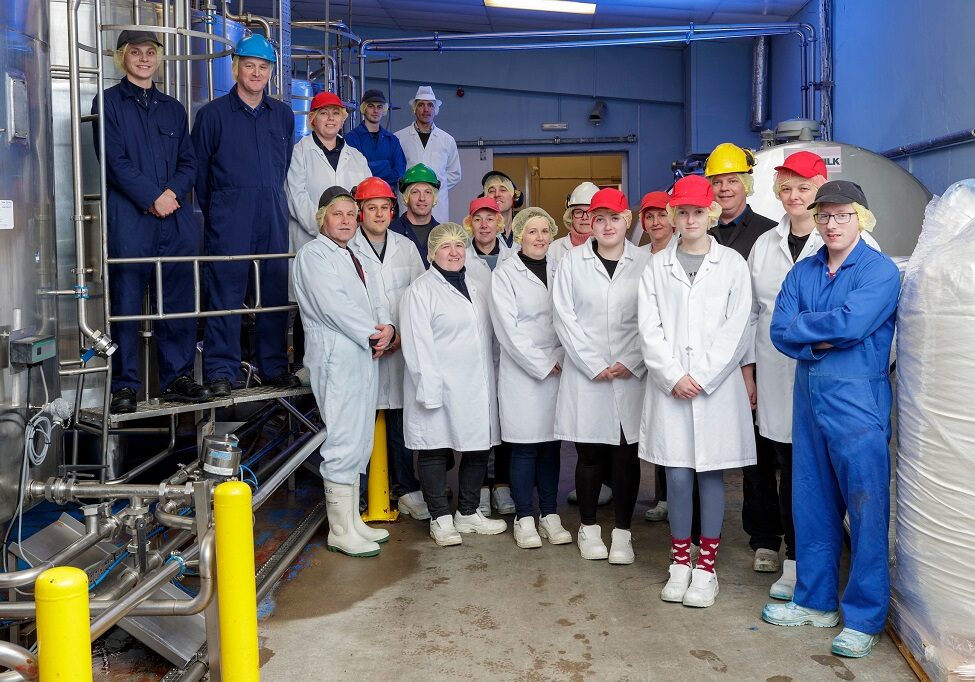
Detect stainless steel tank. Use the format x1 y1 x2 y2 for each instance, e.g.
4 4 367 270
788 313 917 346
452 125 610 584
749 141 932 258
0 0 61 522
292 77 312 142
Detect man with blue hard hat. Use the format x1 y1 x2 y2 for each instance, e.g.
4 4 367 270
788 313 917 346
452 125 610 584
93 29 210 413
192 33 298 396
345 89 407 191
762 180 900 659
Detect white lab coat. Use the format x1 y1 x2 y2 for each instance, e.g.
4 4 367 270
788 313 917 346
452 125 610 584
400 267 500 451
552 240 650 445
490 255 564 443
394 124 461 224
292 234 389 484
548 235 577 264
747 218 881 443
637 237 756 471
285 135 371 298
350 229 425 410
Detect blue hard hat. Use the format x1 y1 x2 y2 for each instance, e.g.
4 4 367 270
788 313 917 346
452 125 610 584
235 34 277 63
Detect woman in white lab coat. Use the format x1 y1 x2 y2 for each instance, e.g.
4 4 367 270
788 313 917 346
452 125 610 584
638 174 755 608
349 177 428 521
490 207 573 549
552 188 650 565
400 223 507 547
293 186 395 558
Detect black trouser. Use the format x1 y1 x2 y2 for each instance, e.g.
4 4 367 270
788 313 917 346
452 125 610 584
742 426 783 552
485 441 511 487
291 309 305 368
575 436 640 529
655 464 701 543
418 449 489 520
770 440 795 560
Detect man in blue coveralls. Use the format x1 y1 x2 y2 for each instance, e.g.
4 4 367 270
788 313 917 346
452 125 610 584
192 34 298 396
762 180 900 659
94 29 210 413
345 89 406 191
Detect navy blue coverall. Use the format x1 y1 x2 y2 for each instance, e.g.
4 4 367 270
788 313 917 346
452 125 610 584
93 78 198 394
192 86 294 384
344 121 407 189
771 237 900 635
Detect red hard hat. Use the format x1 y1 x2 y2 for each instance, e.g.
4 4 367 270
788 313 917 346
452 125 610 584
774 150 828 180
468 196 501 216
588 188 628 214
354 177 396 202
640 191 670 213
669 175 715 208
310 91 344 111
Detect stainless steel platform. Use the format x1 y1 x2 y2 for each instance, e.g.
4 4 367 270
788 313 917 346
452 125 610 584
81 385 312 427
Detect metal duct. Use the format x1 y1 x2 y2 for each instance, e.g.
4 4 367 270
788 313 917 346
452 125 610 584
750 36 769 131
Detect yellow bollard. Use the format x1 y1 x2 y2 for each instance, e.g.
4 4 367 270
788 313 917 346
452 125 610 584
35 566 93 682
361 410 400 522
213 481 260 682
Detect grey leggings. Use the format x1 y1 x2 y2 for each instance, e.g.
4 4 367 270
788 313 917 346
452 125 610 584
666 467 725 539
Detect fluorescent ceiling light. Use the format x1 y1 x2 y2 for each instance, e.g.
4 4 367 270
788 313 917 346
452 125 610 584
484 0 597 15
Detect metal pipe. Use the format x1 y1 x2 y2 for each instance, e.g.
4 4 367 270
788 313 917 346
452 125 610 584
89 558 180 640
91 529 194 602
251 429 326 509
274 399 319 433
156 500 195 530
29 479 193 503
750 36 769 131
457 135 637 148
105 415 178 483
111 303 296 322
0 641 38 682
59 365 109 377
881 127 975 160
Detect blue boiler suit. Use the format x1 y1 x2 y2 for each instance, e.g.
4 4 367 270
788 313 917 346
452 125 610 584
192 86 295 383
93 79 198 394
770 238 900 635
344 122 407 189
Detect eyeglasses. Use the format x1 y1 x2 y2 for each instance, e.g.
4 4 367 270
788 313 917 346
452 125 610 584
814 212 856 225
571 209 589 218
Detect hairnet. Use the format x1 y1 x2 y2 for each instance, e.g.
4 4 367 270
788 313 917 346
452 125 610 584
402 184 439 209
359 100 388 117
773 169 827 194
562 207 580 230
462 211 506 237
739 172 754 197
114 42 164 73
310 106 348 127
590 208 634 232
427 223 469 263
483 174 515 196
666 202 722 230
314 194 357 228
812 202 876 233
511 207 558 244
412 99 440 117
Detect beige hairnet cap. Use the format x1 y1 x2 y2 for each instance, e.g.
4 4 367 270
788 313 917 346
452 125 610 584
511 207 558 244
426 222 470 263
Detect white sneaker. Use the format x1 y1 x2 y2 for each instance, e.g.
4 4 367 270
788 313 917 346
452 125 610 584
644 500 668 522
491 486 516 515
660 563 693 602
770 559 797 600
397 491 431 520
754 548 780 573
478 487 491 516
538 514 572 545
429 515 462 547
683 568 719 608
577 524 608 560
295 366 311 386
513 516 543 549
608 528 634 565
454 509 507 535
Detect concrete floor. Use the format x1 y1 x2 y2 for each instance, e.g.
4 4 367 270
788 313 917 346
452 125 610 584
258 450 915 682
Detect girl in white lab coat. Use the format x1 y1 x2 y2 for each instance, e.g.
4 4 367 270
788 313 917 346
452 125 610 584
490 207 573 549
552 188 650 565
638 174 755 608
400 223 508 547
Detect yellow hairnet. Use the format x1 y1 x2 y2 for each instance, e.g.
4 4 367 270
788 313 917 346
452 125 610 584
314 194 356 228
812 202 877 233
483 174 515 196
427 222 469 263
462 212 505 237
511 207 558 244
773 169 827 194
666 201 722 230
402 184 439 209
359 101 388 117
739 172 754 197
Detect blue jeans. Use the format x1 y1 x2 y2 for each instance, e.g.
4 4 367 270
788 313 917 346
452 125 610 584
509 441 561 519
386 409 420 496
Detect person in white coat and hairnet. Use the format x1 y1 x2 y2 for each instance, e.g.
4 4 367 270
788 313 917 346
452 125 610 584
553 187 650 565
638 174 755 608
286 91 370 367
349 177 428 521
400 223 507 547
490 207 573 549
395 86 461 224
293 186 396 558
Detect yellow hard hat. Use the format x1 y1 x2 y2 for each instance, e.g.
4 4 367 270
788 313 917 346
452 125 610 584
704 142 756 177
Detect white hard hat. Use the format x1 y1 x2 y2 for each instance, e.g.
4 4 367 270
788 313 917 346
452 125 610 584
410 85 442 110
566 181 600 208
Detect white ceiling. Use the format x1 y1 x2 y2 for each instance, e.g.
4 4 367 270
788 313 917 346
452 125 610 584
253 1 811 34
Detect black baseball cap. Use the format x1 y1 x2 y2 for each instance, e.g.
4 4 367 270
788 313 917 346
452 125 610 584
807 180 869 210
318 186 355 209
117 30 163 50
362 89 387 105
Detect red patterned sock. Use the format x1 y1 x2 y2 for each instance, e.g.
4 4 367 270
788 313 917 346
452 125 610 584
671 536 692 566
697 536 720 573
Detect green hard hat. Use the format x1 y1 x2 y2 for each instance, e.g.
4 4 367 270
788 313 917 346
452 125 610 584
398 163 441 193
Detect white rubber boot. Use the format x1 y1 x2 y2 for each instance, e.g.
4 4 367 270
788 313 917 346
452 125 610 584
323 480 381 557
769 559 797 600
513 516 543 549
352 480 390 543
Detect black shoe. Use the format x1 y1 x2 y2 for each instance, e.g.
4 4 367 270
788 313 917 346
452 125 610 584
110 387 137 414
207 378 233 398
265 372 300 389
162 376 212 404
